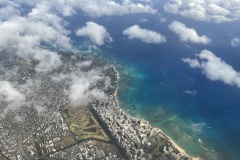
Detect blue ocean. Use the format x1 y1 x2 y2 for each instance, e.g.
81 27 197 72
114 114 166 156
67 6 240 160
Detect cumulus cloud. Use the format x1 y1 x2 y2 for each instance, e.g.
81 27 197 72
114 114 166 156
164 0 240 23
68 0 157 17
134 0 153 3
68 61 111 105
50 59 111 107
32 49 62 72
169 21 211 44
123 25 166 44
183 50 240 88
0 49 113 116
0 1 117 116
0 1 72 73
0 0 157 75
76 21 113 46
0 1 20 20
12 0 157 17
0 81 26 114
231 38 240 47
13 0 76 17
68 74 107 106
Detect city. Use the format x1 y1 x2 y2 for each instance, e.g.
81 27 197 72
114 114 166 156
0 49 191 160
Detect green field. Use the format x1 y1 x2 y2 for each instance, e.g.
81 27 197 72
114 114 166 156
63 105 110 142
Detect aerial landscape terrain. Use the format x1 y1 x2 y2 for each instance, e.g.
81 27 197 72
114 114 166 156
0 0 240 160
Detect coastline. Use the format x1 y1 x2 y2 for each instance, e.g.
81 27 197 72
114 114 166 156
112 66 199 160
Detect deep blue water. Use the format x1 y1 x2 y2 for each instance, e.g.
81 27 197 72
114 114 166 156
67 9 240 160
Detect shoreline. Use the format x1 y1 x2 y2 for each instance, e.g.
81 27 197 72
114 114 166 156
112 66 199 160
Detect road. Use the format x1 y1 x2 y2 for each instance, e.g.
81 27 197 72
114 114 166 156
90 107 130 160
17 134 31 160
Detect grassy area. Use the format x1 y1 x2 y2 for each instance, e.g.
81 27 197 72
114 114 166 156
143 134 171 158
35 135 76 155
62 105 110 142
55 136 76 149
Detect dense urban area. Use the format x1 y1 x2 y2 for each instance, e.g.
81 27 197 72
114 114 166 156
0 49 191 160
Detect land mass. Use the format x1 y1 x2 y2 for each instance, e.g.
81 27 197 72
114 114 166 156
0 49 198 160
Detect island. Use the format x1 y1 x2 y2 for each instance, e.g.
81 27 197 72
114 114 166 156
0 49 197 160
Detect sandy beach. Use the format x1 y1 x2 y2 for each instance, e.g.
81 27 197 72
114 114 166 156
113 66 200 160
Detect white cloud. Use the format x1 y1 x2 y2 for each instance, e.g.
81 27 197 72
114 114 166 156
123 25 166 44
68 0 157 17
76 21 113 46
0 1 20 20
11 0 158 17
164 0 240 23
0 81 26 114
3 0 157 18
169 21 211 44
51 60 111 107
0 1 116 117
32 49 62 72
0 49 113 116
134 0 152 3
231 38 240 47
0 1 72 73
0 81 25 103
183 50 240 88
68 74 107 106
208 4 230 16
14 0 76 17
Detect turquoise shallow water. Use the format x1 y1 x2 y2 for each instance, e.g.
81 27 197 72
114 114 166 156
115 64 219 160
1 1 240 160
75 37 240 160
68 8 240 160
